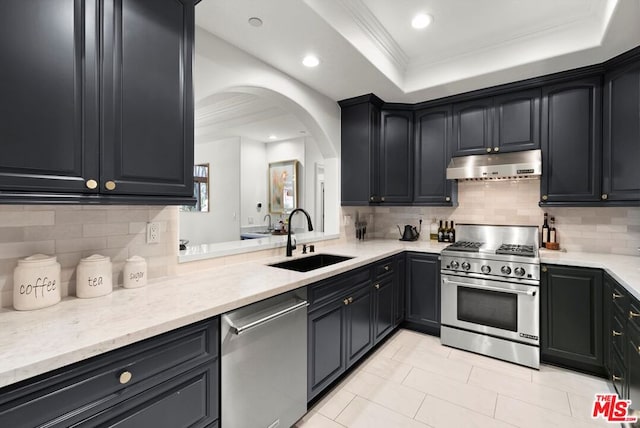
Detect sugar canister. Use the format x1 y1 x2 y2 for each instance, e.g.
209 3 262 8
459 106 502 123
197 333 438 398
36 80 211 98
123 255 147 289
13 254 61 311
76 254 113 298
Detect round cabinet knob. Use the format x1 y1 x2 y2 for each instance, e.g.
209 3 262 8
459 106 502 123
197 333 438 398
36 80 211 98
384 265 390 271
374 283 380 289
86 179 98 190
343 298 349 305
486 148 492 153
481 265 491 274
119 371 133 384
445 196 451 202
493 147 500 152
501 266 512 275
381 197 385 202
348 297 353 304
461 262 471 271
105 181 116 191
514 267 525 277
601 194 608 200
370 196 375 201
450 260 460 269
541 195 548 201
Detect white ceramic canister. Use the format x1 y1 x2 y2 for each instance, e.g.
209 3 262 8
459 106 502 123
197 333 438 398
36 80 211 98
76 254 113 298
13 254 61 311
123 255 147 289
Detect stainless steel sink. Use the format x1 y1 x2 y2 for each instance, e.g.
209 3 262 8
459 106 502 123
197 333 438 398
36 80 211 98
269 254 353 272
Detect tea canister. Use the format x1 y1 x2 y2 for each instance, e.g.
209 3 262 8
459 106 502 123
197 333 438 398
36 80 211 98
123 256 147 289
13 254 61 311
76 254 113 298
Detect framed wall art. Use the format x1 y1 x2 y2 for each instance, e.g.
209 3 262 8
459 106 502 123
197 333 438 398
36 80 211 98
268 160 298 214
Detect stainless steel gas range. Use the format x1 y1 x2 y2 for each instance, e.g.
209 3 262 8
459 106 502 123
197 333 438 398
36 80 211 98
440 224 541 369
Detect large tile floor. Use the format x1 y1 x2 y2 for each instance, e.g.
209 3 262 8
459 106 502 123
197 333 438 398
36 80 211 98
297 329 615 428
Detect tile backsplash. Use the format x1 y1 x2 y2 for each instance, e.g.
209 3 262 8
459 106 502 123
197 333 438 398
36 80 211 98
343 179 640 256
0 205 178 308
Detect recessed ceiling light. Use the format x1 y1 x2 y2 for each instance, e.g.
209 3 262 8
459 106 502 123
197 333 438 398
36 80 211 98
248 17 263 27
411 13 433 29
268 135 277 140
302 55 320 67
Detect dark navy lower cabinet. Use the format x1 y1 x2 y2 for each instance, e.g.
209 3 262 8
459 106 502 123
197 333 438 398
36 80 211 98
404 252 440 335
345 284 374 368
0 318 219 428
541 265 605 376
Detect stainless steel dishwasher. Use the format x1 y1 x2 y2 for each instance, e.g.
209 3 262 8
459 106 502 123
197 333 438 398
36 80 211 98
221 288 308 428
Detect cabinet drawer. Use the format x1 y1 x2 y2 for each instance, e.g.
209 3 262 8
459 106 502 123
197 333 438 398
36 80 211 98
373 257 395 279
611 310 626 361
629 299 640 332
611 350 627 398
309 268 371 309
0 318 218 428
611 284 629 314
75 362 218 428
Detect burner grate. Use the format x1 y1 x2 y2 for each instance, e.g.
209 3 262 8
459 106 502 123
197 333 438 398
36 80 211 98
445 241 484 252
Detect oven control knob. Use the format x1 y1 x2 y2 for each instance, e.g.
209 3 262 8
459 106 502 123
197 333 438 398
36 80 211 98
450 260 460 269
501 266 512 275
461 262 471 271
514 267 525 277
481 265 491 274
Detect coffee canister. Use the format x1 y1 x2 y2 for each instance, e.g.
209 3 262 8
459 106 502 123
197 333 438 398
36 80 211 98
76 254 113 298
13 254 61 311
123 255 147 289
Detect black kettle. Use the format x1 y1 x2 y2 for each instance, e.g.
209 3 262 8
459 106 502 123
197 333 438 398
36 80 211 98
397 221 421 241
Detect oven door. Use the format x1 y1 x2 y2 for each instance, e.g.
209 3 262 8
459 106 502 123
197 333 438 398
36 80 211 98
441 274 539 345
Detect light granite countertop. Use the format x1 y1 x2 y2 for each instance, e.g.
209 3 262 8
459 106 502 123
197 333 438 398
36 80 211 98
0 239 638 389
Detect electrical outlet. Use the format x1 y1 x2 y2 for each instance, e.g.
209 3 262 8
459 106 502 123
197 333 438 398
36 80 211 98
146 222 160 244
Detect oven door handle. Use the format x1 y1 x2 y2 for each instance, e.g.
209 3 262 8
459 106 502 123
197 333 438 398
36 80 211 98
442 278 537 297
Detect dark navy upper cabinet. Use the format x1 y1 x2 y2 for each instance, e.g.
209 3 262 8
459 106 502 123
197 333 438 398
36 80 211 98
493 89 541 153
0 0 195 204
603 59 640 203
452 98 493 156
0 0 100 195
101 0 195 198
452 89 540 157
540 77 602 204
340 95 382 205
379 109 413 203
414 106 456 205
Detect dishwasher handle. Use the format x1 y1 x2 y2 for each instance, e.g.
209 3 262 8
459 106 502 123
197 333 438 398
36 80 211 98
226 299 309 335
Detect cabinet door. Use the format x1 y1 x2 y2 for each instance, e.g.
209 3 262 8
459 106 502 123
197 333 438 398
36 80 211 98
101 0 194 197
541 77 602 203
308 300 346 400
493 89 541 153
603 61 640 202
395 255 406 326
541 265 605 375
340 102 379 205
452 98 493 157
405 253 440 333
414 106 456 205
628 316 640 406
345 285 373 368
373 276 395 343
0 0 99 194
379 110 413 203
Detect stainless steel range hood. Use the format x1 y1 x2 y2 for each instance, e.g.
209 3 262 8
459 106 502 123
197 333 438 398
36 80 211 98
446 149 541 181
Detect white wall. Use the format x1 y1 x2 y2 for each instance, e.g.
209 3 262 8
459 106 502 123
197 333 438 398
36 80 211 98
180 137 241 245
240 137 268 228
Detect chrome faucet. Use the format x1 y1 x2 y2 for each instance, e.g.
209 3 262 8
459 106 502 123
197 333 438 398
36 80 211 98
286 208 313 257
263 213 272 231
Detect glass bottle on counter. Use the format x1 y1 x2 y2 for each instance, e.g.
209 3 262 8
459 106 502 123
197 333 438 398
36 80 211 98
437 220 444 242
430 218 438 241
448 221 456 243
549 217 556 243
443 221 450 243
541 213 549 247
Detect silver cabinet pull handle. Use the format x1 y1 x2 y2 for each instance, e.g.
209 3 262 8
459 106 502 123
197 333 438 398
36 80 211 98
612 330 622 337
630 311 640 320
226 300 308 335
